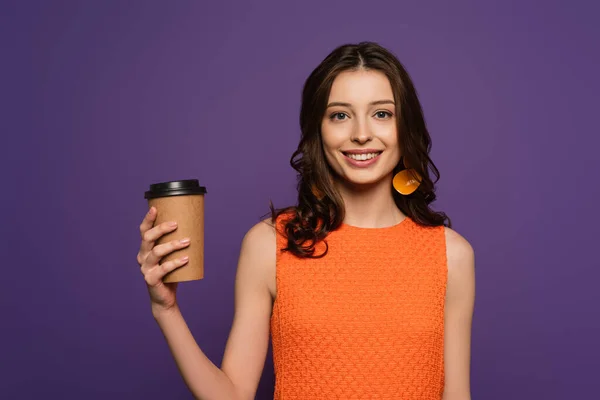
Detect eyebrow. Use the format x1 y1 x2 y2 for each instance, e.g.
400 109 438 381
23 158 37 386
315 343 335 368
326 99 395 108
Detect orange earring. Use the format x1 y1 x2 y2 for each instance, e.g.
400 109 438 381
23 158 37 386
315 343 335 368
311 184 325 200
392 157 421 195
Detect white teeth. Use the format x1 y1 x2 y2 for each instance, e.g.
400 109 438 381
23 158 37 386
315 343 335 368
346 152 380 161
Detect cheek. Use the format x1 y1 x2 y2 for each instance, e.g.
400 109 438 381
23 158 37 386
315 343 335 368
320 128 344 171
321 139 340 166
385 132 400 152
320 125 343 153
387 142 401 165
388 149 401 169
378 124 398 144
381 129 401 164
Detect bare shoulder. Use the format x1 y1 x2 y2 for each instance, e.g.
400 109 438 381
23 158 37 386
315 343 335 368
443 227 475 301
222 218 278 398
441 227 475 397
237 218 278 298
443 226 475 311
242 217 277 248
443 226 475 274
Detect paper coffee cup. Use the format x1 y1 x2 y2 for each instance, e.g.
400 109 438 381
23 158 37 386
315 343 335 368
144 179 207 283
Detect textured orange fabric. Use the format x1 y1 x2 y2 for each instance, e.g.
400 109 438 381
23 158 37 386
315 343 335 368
270 215 448 399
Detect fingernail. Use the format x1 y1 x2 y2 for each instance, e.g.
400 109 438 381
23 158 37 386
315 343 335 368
181 256 189 261
169 222 177 227
180 238 190 244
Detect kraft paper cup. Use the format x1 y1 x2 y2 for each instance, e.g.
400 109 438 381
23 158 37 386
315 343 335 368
144 179 206 283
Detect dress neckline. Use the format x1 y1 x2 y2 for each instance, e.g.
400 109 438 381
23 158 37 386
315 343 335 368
339 216 411 231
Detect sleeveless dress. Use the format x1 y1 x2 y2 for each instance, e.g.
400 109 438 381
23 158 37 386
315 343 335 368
270 215 448 399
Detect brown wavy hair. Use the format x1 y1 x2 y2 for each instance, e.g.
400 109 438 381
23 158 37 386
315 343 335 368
268 41 451 258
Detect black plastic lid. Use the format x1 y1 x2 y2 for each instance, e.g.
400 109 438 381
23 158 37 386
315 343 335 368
144 179 207 199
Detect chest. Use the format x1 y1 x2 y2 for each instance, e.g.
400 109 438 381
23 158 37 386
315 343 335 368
273 254 446 338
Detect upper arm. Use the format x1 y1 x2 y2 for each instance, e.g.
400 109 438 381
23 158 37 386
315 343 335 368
442 227 476 400
220 219 276 400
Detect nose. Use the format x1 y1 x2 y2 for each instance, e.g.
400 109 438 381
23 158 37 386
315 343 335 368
350 119 372 144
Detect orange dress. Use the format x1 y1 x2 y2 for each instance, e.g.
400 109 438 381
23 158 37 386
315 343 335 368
270 216 448 399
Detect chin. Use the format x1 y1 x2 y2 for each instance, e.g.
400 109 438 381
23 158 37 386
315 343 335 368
340 172 390 188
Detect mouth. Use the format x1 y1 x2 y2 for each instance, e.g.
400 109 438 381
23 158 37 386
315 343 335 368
343 152 382 161
341 150 383 166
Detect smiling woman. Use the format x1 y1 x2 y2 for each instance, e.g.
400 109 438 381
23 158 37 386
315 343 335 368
270 43 451 258
262 42 474 400
137 41 474 400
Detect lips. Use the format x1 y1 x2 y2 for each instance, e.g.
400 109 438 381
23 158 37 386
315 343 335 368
341 149 383 167
341 149 384 155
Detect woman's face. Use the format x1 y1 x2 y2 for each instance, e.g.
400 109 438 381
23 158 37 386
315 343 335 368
320 68 401 188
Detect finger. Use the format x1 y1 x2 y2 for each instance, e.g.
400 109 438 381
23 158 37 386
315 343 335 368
136 251 145 266
144 237 191 267
139 207 157 237
140 220 179 255
144 256 189 286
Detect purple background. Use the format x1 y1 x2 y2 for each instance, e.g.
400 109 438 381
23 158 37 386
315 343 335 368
2 1 599 399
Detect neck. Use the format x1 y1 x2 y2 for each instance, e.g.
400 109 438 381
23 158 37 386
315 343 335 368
335 174 405 228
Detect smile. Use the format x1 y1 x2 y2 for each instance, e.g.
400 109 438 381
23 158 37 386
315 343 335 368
344 152 381 161
341 150 383 167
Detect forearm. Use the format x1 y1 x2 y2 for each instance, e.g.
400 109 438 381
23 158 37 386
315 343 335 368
153 306 240 400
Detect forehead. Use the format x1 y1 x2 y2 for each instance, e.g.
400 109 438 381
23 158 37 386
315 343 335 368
328 69 394 103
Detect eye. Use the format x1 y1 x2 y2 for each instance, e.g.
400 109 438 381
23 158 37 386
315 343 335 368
330 112 348 121
375 111 393 119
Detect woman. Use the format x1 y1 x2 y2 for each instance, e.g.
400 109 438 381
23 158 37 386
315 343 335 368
137 41 475 400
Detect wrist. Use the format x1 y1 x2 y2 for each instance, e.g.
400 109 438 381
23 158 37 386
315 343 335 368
152 303 180 320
